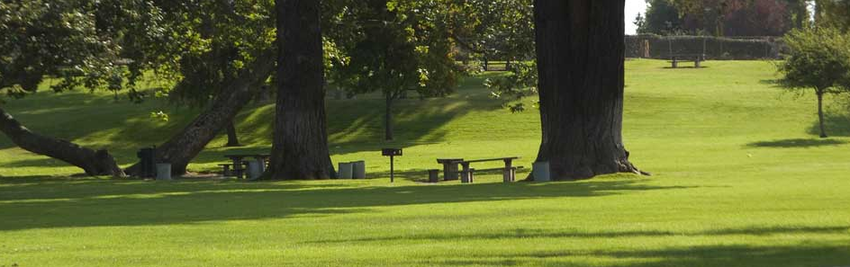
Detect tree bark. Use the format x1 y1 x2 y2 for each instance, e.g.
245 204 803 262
0 106 125 177
793 0 808 28
532 0 641 181
385 93 394 141
225 121 241 147
817 91 827 138
266 0 336 180
124 51 275 176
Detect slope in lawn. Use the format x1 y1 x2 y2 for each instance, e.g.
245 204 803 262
1 60 849 267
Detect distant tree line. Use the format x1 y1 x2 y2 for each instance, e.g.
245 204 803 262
637 0 808 36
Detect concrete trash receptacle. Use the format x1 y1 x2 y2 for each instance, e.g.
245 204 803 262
247 161 263 179
156 163 172 180
532 161 550 182
352 161 366 179
338 162 353 179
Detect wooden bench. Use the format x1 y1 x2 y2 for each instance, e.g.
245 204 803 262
462 166 525 183
670 54 705 68
430 157 521 183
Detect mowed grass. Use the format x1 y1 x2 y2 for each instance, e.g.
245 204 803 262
1 60 850 266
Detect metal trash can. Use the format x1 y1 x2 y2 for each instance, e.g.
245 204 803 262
428 169 440 183
338 162 353 179
136 147 156 178
156 163 172 180
246 161 263 180
532 161 550 182
351 160 366 179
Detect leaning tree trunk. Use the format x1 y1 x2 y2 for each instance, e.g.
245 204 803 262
532 0 641 180
124 52 275 176
0 107 125 177
225 121 241 147
265 0 336 180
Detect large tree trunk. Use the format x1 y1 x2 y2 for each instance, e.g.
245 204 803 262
124 52 275 176
0 107 125 177
265 0 336 180
817 91 827 138
385 94 394 141
532 0 641 181
225 121 241 147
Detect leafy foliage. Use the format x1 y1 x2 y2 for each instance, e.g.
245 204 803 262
486 62 537 112
815 0 850 31
778 26 850 137
654 0 795 36
778 27 850 92
158 0 276 107
0 0 164 100
329 0 461 99
448 0 534 62
642 0 685 35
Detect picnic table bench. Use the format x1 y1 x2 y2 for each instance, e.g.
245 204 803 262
670 54 705 68
222 154 270 179
430 157 522 183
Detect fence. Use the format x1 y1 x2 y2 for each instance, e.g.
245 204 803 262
626 35 786 60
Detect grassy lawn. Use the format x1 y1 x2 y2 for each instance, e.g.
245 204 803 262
1 59 849 266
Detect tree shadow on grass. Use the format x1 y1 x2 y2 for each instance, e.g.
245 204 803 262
0 178 694 231
746 138 848 148
809 113 850 137
758 79 781 87
661 66 711 69
427 243 850 267
307 225 850 245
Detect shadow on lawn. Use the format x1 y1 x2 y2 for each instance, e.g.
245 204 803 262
425 243 850 267
308 225 850 245
0 177 692 231
1 81 504 169
661 66 710 69
809 113 850 137
746 138 848 148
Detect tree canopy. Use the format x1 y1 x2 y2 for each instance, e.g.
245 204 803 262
643 0 798 36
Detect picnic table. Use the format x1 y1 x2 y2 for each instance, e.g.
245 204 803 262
222 154 270 179
430 157 522 183
436 158 463 181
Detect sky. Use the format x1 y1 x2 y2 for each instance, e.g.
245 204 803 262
625 0 649 35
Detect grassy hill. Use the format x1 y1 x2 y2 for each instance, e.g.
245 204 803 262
1 60 849 266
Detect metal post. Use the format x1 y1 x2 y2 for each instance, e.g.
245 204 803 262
390 155 395 183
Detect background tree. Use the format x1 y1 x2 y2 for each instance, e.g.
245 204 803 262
446 0 535 69
643 0 685 35
122 0 279 176
778 27 850 138
663 0 793 36
265 0 336 180
814 0 850 31
531 0 642 180
786 0 811 29
163 0 277 148
0 0 166 177
330 0 460 141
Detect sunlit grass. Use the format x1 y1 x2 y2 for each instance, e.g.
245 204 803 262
1 60 849 266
